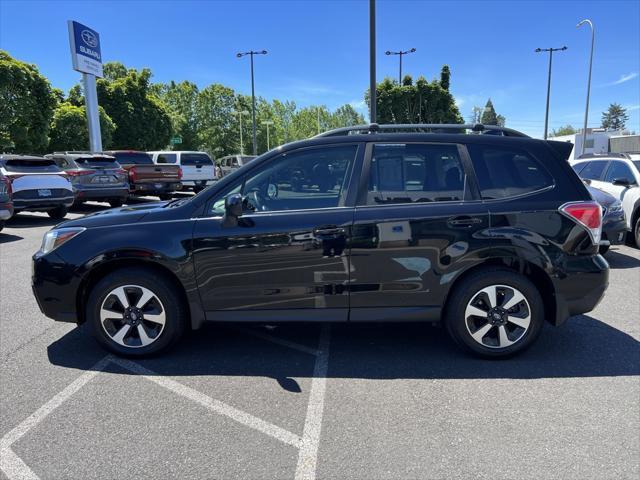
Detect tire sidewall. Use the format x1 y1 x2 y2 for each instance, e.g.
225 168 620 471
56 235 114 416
446 270 544 358
87 268 184 357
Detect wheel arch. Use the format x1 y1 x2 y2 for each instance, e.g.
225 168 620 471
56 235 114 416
441 257 557 325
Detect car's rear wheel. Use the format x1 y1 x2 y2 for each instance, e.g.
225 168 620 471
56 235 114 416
47 206 68 220
109 199 123 208
634 216 640 248
86 268 186 357
158 194 172 201
445 269 544 358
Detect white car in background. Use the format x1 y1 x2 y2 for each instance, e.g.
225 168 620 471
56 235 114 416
148 151 216 192
571 153 640 246
0 155 74 219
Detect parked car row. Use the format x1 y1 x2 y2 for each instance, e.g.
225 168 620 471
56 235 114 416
0 150 217 224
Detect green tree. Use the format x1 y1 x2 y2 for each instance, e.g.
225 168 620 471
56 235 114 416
48 103 115 151
194 83 238 156
330 104 365 129
0 50 57 152
439 65 451 91
480 99 498 125
155 80 200 150
95 63 172 149
551 124 577 137
601 103 628 131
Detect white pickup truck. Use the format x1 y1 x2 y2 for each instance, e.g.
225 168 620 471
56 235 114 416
149 151 217 192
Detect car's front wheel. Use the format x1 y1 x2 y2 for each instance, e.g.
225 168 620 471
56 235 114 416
445 269 544 358
86 268 186 356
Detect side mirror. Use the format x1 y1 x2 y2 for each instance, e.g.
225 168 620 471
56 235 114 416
222 193 243 227
612 177 632 187
583 178 592 185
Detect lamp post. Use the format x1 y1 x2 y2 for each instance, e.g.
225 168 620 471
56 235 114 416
369 0 376 123
233 110 250 154
385 48 416 84
262 120 274 151
237 50 268 156
535 46 567 139
577 19 595 156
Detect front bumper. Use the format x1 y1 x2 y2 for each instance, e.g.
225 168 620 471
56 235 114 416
32 250 81 323
602 213 627 245
554 254 609 325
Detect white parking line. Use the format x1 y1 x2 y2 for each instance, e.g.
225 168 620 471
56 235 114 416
295 324 331 480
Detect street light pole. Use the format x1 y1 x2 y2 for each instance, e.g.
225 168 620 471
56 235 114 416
262 120 274 150
577 19 595 156
535 46 567 139
237 50 267 155
385 48 416 84
369 0 376 124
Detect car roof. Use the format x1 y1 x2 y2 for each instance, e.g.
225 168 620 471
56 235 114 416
149 151 208 154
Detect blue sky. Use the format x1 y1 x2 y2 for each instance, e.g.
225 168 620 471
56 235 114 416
1 0 639 138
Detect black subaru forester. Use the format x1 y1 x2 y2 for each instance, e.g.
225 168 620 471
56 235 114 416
32 124 609 358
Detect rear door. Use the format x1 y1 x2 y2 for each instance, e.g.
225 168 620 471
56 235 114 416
349 142 491 321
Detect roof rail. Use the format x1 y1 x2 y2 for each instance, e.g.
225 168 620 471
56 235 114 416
314 123 529 138
577 152 631 160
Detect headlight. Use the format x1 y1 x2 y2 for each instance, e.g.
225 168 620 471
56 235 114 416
608 201 623 213
40 227 86 255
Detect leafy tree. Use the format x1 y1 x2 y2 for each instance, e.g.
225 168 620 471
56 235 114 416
480 99 498 125
67 84 84 107
95 63 172 149
48 103 115 151
331 104 365 128
0 50 57 152
551 125 577 137
194 83 238 156
469 106 483 124
440 65 451 91
601 103 628 131
497 114 506 127
154 80 200 150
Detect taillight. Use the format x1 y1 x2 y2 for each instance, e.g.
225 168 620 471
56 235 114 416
129 167 137 183
116 169 127 175
67 170 96 176
178 168 183 180
0 176 11 195
560 201 602 245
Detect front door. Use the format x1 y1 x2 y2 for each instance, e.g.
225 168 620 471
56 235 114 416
192 143 361 321
349 142 491 321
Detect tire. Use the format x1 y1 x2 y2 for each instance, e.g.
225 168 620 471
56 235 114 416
47 206 68 220
445 269 544 358
86 267 187 357
634 217 640 248
598 244 610 255
0 220 4 232
109 199 124 208
158 194 172 201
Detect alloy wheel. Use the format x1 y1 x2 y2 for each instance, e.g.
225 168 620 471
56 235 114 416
464 284 531 349
100 285 166 348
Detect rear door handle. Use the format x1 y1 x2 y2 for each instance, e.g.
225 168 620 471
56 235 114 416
447 216 482 227
314 226 346 236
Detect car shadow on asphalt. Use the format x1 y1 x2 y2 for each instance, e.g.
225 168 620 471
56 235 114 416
605 249 640 269
47 315 639 387
5 214 62 228
0 233 24 244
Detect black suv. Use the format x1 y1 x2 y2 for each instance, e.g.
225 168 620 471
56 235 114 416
32 124 609 358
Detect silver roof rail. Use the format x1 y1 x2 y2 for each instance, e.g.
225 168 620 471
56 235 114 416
314 123 529 138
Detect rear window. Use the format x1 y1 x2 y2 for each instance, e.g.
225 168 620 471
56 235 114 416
75 157 119 168
112 152 153 165
181 153 213 166
468 145 554 199
2 159 61 173
157 153 177 164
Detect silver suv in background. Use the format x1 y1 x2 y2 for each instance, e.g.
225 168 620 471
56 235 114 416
46 152 129 208
218 154 257 177
149 151 216 192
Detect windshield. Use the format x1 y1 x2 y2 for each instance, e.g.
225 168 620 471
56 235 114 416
182 153 213 166
112 152 153 165
2 159 61 173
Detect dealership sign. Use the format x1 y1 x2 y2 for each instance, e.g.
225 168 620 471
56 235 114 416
67 20 103 77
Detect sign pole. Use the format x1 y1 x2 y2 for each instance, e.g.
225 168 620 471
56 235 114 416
82 73 102 152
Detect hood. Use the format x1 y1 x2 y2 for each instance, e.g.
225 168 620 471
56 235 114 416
59 201 168 229
586 185 617 208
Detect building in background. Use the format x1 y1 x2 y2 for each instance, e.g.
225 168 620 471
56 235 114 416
549 128 639 159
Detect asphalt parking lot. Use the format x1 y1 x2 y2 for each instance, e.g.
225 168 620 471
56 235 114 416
1 200 639 480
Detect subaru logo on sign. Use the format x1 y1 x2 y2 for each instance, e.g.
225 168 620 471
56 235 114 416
81 29 98 48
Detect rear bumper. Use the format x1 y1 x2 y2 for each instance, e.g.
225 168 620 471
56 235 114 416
131 183 179 194
602 214 627 245
74 185 129 201
554 254 609 325
13 196 74 211
0 204 13 220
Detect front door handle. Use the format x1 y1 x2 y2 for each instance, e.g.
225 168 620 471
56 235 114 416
314 226 346 236
447 216 482 228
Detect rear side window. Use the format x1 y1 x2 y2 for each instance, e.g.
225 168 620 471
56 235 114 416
366 143 468 205
467 144 553 199
112 152 153 165
2 159 61 173
604 161 635 184
579 160 608 180
157 153 177 164
181 153 212 166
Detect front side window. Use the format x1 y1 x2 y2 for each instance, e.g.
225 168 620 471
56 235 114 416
579 160 608 181
157 153 177 164
210 145 358 215
604 161 635 184
468 144 554 199
366 143 468 205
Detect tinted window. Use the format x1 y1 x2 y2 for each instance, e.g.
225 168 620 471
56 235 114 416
2 159 61 173
112 152 153 165
579 160 608 180
633 161 640 173
157 153 177 164
181 153 212 166
367 143 467 205
53 157 73 169
210 145 358 215
572 162 588 175
468 144 554 199
604 161 635 183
